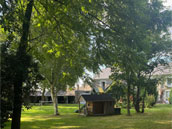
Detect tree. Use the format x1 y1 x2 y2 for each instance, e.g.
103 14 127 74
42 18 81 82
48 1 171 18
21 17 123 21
1 0 35 129
1 43 15 128
11 1 34 128
28 0 107 115
1 0 107 127
1 0 110 126
169 89 172 104
37 45 89 115
97 0 172 115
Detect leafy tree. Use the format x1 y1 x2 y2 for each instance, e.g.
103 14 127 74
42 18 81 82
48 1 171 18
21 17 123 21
1 0 107 127
36 45 90 115
169 89 172 104
0 29 42 129
28 0 107 115
1 0 36 129
97 0 172 115
1 42 15 128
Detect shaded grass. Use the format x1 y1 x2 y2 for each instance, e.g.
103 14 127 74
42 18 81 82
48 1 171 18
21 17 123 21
5 104 172 129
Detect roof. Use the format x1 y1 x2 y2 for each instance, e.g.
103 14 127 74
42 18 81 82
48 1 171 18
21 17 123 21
44 90 75 96
152 63 172 76
94 68 112 80
81 94 114 102
31 90 75 97
30 85 92 97
77 85 92 91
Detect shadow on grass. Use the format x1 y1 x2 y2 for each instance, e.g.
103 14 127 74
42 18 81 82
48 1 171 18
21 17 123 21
18 111 172 129
5 104 172 129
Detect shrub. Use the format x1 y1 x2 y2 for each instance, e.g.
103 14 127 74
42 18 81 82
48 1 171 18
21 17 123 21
145 94 155 108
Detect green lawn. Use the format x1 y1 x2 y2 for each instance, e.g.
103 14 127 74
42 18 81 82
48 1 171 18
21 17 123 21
5 104 172 129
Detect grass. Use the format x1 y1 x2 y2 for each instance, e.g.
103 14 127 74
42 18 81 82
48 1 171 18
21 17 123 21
4 104 172 129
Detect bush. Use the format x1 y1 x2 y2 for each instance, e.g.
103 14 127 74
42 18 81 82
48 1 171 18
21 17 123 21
169 89 172 104
145 94 155 108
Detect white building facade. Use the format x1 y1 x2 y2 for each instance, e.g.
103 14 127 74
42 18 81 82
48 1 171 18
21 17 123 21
153 63 172 103
93 68 112 91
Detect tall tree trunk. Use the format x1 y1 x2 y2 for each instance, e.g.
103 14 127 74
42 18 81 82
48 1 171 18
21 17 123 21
141 97 145 113
141 89 146 113
50 86 59 115
11 81 22 129
127 83 131 116
11 1 33 129
135 86 140 113
41 88 46 101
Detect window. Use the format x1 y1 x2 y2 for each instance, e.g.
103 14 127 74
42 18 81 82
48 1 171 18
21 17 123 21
102 82 105 90
167 78 172 86
166 91 170 99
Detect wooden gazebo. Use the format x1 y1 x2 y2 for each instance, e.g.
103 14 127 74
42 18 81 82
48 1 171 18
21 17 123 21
79 94 115 116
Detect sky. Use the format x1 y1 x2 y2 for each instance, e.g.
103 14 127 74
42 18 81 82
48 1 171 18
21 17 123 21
163 0 172 9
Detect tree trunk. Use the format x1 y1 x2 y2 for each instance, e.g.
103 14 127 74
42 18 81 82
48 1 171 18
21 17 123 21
127 83 131 116
141 89 146 113
141 98 145 113
50 86 59 115
41 88 46 101
135 86 140 113
11 81 22 129
11 1 33 129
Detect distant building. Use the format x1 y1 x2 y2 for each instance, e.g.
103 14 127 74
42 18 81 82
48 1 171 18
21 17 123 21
30 85 92 104
93 68 112 91
93 65 172 104
75 84 92 103
152 63 172 103
30 64 171 104
30 89 75 104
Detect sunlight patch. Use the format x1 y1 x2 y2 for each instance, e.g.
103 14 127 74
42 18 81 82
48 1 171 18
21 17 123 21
155 120 172 125
21 116 61 122
31 125 39 128
21 117 34 121
57 126 81 129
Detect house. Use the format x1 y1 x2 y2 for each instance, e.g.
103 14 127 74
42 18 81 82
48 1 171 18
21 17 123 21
75 84 92 103
30 89 75 104
79 94 115 116
93 68 112 91
152 63 172 103
30 85 92 104
30 68 113 104
93 66 172 104
30 64 171 104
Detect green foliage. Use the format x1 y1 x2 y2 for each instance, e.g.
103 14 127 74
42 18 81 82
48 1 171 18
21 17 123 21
169 89 172 104
102 0 172 114
145 94 155 108
106 81 126 104
0 45 14 128
0 41 43 128
144 79 158 105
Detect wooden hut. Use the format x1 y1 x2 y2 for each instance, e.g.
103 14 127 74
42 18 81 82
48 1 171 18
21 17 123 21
79 94 115 116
